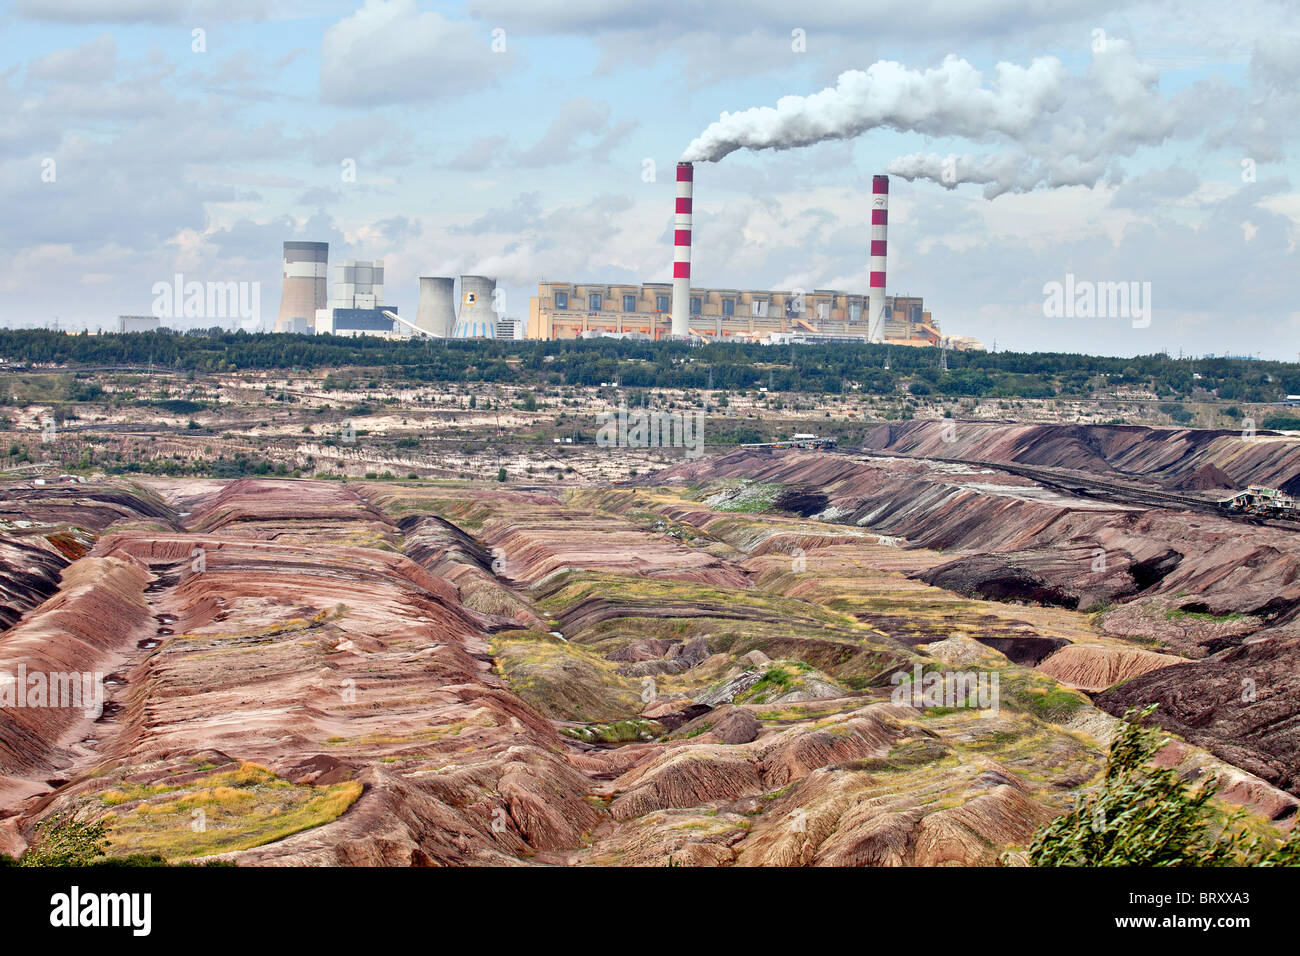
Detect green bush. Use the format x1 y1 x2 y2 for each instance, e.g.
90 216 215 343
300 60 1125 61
1030 706 1300 866
18 814 108 866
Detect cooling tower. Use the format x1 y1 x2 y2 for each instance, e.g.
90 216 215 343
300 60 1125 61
867 175 889 343
670 162 693 337
416 277 456 337
456 275 497 338
276 241 328 333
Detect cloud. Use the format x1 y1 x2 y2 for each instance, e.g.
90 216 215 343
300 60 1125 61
467 0 1117 41
295 185 343 206
13 0 271 22
1110 165 1200 208
26 35 117 83
14 0 182 22
443 134 510 171
320 0 511 105
516 97 619 167
467 0 1133 83
373 214 421 244
453 192 544 235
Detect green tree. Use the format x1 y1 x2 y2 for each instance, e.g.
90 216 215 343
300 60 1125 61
1030 706 1300 866
496 467 507 482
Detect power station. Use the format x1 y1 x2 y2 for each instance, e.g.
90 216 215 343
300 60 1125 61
270 249 508 340
562 166 969 347
268 169 977 347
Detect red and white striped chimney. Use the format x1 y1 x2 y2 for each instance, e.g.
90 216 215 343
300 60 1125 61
868 174 889 343
670 162 693 337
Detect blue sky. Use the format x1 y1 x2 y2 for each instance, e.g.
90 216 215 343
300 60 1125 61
0 0 1297 357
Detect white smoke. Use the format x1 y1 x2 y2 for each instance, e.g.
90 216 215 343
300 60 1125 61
682 40 1180 198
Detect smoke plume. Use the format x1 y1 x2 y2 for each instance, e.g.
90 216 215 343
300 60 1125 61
682 40 1182 198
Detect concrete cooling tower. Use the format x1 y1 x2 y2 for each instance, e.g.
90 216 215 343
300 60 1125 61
416 277 456 337
456 275 497 338
276 241 328 333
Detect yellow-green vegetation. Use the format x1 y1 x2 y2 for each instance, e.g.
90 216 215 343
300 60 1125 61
621 510 715 546
365 488 497 530
561 719 666 744
751 698 870 723
534 571 854 631
1163 606 1246 623
698 481 784 513
324 717 490 747
998 669 1091 723
174 607 337 644
492 633 643 721
99 762 362 860
917 709 1103 801
729 661 848 705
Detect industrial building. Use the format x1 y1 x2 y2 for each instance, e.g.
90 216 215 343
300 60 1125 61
495 317 526 340
523 168 975 348
315 260 401 337
527 282 943 345
275 241 329 333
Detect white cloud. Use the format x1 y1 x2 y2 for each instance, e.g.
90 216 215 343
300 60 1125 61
25 35 117 83
320 0 512 105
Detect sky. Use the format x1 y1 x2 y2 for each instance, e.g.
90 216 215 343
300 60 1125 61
0 0 1297 358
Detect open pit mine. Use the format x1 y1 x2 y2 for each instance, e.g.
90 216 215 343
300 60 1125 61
2 419 1299 866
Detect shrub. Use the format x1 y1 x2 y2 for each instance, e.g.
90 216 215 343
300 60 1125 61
1030 706 1300 866
18 814 108 866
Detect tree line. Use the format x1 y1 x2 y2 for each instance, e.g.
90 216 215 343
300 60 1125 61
0 329 1293 403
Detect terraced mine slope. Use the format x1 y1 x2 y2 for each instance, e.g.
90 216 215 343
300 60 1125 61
864 419 1300 493
0 466 1295 865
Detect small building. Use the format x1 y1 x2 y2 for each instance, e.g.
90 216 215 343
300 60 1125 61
495 317 526 341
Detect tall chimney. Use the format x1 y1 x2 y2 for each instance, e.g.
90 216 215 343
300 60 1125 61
867 175 888 343
670 162 693 337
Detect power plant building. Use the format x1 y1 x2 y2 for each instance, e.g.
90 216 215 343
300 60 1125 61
527 282 944 345
315 260 398 337
275 241 329 333
316 308 402 338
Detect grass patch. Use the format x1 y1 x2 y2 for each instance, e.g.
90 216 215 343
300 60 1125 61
101 762 362 860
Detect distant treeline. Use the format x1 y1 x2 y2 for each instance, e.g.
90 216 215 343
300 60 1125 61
0 328 1293 403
